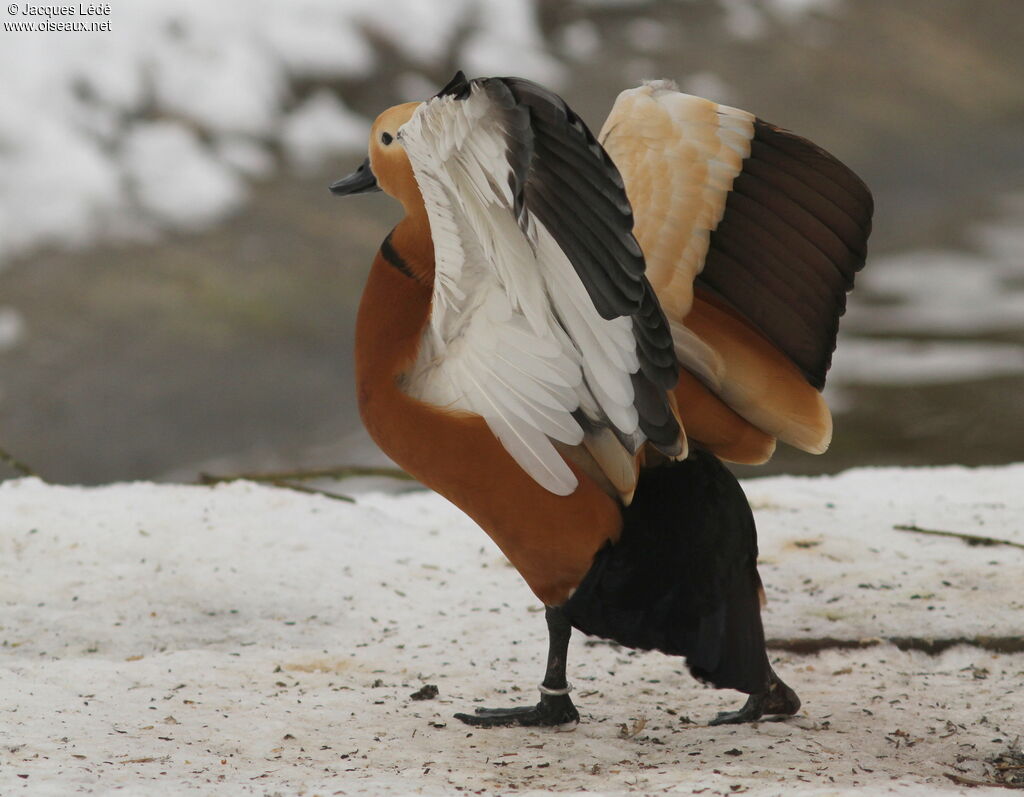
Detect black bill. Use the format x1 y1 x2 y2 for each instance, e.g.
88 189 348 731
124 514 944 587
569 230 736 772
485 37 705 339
329 157 381 196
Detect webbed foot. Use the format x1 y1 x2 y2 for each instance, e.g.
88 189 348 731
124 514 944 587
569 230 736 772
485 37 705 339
454 692 579 728
709 670 801 726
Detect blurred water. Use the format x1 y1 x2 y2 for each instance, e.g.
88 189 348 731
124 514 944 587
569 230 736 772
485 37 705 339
1 0 1023 483
835 194 1024 387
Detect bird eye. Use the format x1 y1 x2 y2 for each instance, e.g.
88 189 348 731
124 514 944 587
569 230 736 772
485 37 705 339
380 132 393 146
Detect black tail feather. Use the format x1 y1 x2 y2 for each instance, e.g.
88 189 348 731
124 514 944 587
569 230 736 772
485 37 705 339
561 449 769 694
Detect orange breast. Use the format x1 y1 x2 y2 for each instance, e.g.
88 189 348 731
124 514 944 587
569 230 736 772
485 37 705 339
355 253 623 606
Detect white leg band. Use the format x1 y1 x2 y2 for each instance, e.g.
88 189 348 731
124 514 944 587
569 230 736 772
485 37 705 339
538 682 573 697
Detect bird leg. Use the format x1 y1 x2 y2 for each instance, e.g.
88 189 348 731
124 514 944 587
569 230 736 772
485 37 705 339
708 665 801 725
454 606 580 728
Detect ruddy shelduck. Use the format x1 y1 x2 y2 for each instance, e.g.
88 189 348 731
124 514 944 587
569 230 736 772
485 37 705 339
330 72 872 728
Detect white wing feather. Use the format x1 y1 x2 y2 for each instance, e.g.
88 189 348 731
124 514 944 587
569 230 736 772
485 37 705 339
400 86 643 495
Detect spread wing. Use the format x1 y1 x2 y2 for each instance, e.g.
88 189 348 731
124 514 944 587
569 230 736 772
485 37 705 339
399 73 683 498
600 81 872 462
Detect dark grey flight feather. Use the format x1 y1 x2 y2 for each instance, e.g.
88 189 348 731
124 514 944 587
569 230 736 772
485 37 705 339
497 77 647 321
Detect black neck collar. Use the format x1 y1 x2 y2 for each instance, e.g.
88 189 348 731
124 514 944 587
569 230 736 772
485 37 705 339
381 230 415 280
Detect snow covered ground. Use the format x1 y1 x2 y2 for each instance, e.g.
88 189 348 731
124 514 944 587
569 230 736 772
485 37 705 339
1 465 1021 794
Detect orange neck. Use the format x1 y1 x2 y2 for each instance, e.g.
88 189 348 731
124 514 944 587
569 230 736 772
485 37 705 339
354 202 433 389
354 208 435 398
355 252 431 409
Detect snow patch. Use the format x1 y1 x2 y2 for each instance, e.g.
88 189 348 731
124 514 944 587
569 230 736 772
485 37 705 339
559 19 603 61
0 93 122 264
574 0 649 7
720 0 841 39
847 199 1024 337
766 0 842 19
281 92 372 169
680 71 736 104
0 307 26 351
215 137 276 179
347 0 477 66
153 40 284 138
460 0 565 85
625 17 668 53
122 122 245 230
831 337 1024 385
973 192 1024 268
719 0 767 40
847 249 1024 334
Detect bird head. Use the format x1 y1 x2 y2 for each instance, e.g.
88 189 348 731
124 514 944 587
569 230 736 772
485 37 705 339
330 102 422 212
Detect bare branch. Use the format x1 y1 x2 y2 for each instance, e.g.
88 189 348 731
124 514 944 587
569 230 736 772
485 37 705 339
767 636 1024 655
198 465 414 486
198 473 357 503
0 444 37 478
262 480 356 504
894 524 1024 552
945 772 1024 790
